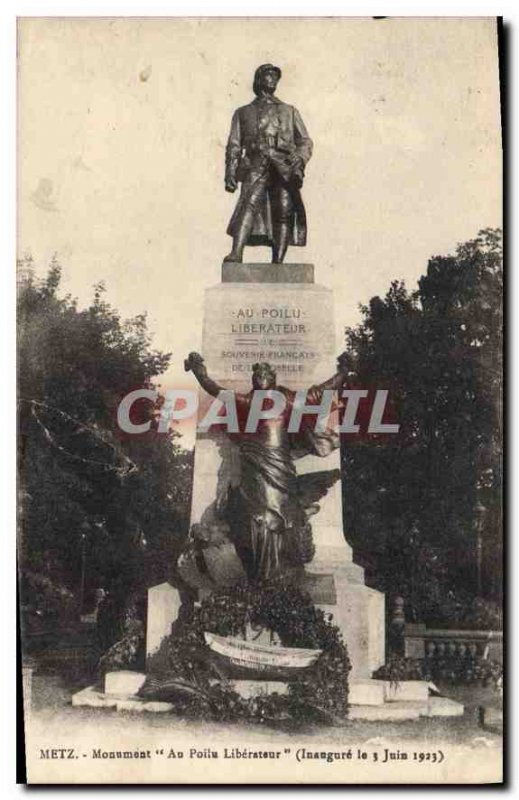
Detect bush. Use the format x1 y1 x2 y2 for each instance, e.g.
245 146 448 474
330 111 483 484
420 591 502 631
374 654 503 690
20 569 78 634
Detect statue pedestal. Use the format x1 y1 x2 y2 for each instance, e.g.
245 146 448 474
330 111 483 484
188 263 385 679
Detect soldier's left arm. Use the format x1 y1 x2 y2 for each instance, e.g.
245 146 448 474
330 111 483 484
293 107 313 164
225 110 242 189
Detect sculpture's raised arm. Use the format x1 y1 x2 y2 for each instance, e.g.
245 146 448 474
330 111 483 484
308 353 349 396
184 352 226 397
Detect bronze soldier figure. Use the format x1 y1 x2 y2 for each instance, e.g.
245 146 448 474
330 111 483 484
224 64 313 265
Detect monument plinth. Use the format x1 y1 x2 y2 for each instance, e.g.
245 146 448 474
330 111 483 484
186 263 385 679
201 271 335 390
221 262 314 284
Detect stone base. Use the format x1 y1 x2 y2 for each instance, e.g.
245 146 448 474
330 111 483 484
105 670 146 697
349 679 438 706
383 679 437 703
348 695 464 721
72 686 173 713
71 678 463 720
305 567 385 679
348 702 424 721
221 262 314 284
72 686 118 709
349 680 385 706
427 696 465 717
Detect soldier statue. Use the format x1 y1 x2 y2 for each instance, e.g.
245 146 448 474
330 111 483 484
224 64 313 265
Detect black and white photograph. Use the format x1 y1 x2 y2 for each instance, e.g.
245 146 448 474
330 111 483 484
14 15 503 785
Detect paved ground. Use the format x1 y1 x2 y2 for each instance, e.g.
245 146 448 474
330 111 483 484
27 672 502 748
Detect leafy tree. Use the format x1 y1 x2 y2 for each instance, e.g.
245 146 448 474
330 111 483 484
18 257 192 627
341 229 502 623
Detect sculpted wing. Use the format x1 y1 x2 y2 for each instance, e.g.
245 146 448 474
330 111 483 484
296 468 341 515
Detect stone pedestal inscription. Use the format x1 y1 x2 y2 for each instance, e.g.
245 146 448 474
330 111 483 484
202 279 335 390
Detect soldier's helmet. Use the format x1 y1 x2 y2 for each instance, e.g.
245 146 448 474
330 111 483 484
253 63 282 96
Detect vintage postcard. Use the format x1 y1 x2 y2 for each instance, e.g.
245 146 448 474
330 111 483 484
17 16 503 784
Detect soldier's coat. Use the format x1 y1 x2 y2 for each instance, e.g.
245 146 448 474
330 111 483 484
225 95 313 246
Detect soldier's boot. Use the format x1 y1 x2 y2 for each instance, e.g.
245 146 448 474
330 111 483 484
272 223 290 264
223 245 243 263
223 209 255 263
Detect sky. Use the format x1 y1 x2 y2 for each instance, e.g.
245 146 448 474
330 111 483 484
18 16 502 396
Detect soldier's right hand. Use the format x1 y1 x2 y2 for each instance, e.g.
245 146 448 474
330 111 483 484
225 178 237 193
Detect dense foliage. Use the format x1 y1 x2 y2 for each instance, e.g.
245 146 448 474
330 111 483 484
143 583 351 725
374 653 503 690
341 229 502 623
18 257 192 631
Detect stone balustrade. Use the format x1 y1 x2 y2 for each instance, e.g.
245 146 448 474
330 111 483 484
403 623 503 663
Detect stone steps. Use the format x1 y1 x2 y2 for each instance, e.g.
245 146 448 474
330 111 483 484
347 679 463 720
71 685 173 713
71 673 464 720
349 697 464 721
349 679 436 706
